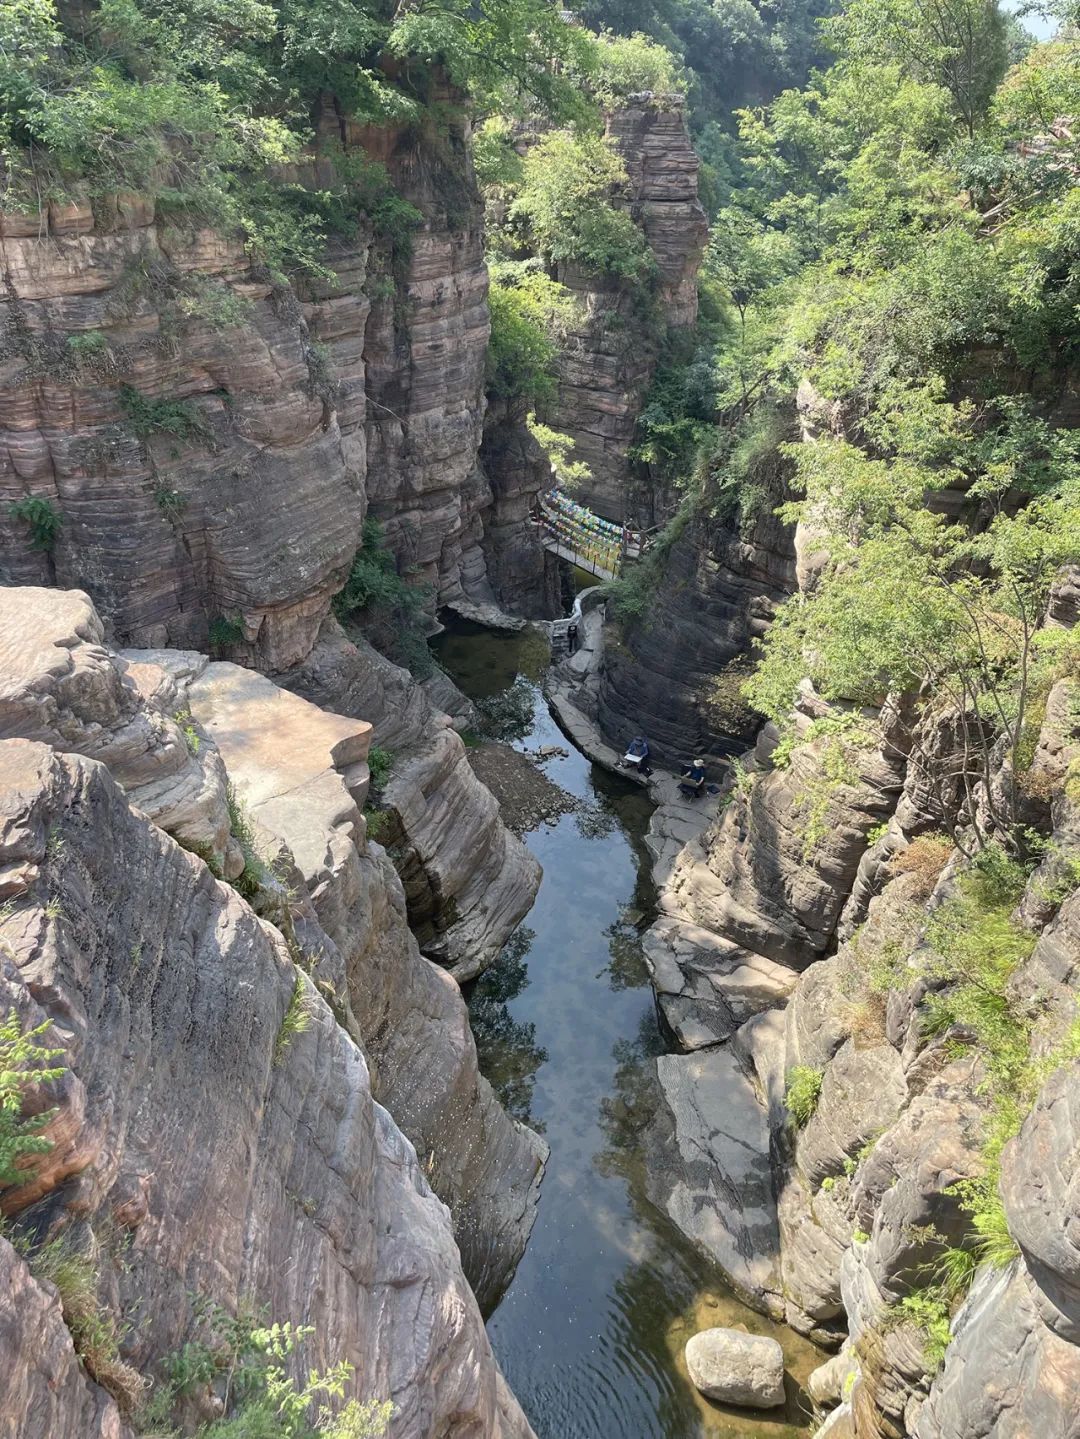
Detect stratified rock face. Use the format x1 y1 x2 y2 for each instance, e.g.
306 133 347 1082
477 398 561 619
182 657 546 1308
606 98 710 330
914 1266 1080 1439
282 618 542 978
634 643 1080 1433
0 196 361 669
914 1068 1080 1439
0 102 544 982
596 459 798 765
662 705 907 969
0 736 533 1439
1000 1059 1080 1340
307 105 496 613
0 1236 130 1439
541 96 707 521
0 96 521 658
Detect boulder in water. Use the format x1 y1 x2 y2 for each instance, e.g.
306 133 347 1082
684 1328 785 1409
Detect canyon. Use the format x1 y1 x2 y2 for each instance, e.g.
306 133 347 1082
1 25 1078 1439
0 81 717 1439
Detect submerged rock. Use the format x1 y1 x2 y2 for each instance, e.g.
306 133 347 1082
645 1049 782 1317
684 1327 785 1409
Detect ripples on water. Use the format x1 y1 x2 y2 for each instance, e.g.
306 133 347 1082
433 618 818 1439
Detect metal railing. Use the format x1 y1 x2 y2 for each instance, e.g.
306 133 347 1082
534 493 647 579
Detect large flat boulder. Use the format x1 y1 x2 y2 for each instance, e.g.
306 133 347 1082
645 1048 782 1316
644 913 796 1050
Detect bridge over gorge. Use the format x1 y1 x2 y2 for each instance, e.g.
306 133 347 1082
535 492 645 582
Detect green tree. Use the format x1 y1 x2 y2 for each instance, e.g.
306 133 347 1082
509 130 653 279
745 411 1080 854
825 0 1010 135
486 261 577 403
386 0 596 120
575 29 683 103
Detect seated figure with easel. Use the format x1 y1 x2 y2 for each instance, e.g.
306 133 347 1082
679 757 706 799
622 735 652 778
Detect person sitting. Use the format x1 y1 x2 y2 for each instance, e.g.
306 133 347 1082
679 757 706 798
623 734 652 777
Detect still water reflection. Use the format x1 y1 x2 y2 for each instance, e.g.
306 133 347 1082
432 618 818 1439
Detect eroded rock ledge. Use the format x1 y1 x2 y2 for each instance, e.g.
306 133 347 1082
0 736 533 1438
0 584 545 1432
282 617 542 980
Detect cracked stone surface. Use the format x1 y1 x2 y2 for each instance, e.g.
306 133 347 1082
645 1048 783 1317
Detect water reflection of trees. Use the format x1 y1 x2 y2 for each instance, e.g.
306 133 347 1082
466 926 548 1131
604 911 651 990
594 1012 713 1437
595 1010 665 1184
473 676 538 740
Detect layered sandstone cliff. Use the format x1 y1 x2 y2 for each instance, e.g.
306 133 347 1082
0 100 540 979
540 95 708 522
0 585 544 1320
595 441 797 766
0 100 523 653
0 723 533 1438
640 588 1080 1435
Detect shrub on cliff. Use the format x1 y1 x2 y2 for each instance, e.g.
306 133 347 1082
486 261 577 403
0 0 592 277
784 1065 823 1128
510 131 654 280
577 29 684 104
0 1008 64 1188
8 496 62 553
140 1310 392 1436
333 520 435 678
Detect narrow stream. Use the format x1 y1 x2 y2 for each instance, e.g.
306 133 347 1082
431 616 819 1439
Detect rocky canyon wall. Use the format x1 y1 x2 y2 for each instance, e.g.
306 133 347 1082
540 95 708 523
0 587 544 1306
0 97 531 653
0 588 536 1438
0 96 541 986
639 560 1080 1437
596 434 798 766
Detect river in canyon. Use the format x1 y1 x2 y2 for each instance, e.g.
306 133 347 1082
431 616 820 1439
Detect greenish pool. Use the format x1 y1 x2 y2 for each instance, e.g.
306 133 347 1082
432 617 819 1439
